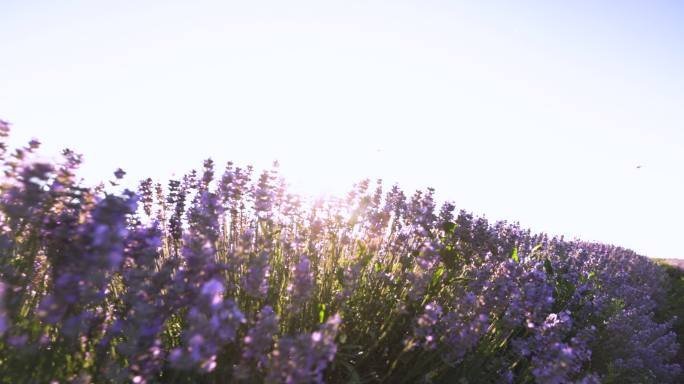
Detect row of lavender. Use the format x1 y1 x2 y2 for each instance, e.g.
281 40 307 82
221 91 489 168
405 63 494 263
0 121 679 383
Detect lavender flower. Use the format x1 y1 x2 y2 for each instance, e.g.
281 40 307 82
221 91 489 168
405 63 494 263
287 256 314 307
265 314 341 383
0 281 7 335
241 251 271 299
0 124 679 383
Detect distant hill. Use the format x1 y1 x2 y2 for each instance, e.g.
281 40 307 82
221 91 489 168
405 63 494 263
657 258 684 270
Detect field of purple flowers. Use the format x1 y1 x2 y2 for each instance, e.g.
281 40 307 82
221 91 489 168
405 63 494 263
0 119 680 383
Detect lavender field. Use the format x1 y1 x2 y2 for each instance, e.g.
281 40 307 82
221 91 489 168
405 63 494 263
0 119 681 383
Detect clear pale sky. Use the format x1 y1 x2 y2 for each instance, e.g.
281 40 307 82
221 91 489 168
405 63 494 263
1 1 683 258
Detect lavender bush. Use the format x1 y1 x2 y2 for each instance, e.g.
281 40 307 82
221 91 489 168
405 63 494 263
0 120 680 383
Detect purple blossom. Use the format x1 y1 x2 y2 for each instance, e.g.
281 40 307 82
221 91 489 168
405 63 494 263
236 305 279 378
0 124 679 383
266 314 341 383
241 251 270 298
0 281 7 335
287 256 314 306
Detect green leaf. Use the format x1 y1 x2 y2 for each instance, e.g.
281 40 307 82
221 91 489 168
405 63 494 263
356 240 367 257
544 258 554 276
442 221 457 234
552 278 577 311
319 303 327 323
431 265 445 288
610 298 625 313
361 253 373 267
511 247 519 263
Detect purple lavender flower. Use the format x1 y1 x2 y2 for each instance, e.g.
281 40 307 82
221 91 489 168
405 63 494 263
413 302 443 350
0 281 7 335
287 256 314 306
0 124 680 383
241 251 271 299
235 305 279 378
266 314 341 383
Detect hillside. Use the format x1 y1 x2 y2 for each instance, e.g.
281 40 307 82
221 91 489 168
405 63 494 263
658 259 684 270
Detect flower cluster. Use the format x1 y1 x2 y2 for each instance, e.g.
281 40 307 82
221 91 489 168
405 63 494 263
0 122 680 383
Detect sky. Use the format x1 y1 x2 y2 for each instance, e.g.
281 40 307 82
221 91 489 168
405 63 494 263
1 0 683 258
